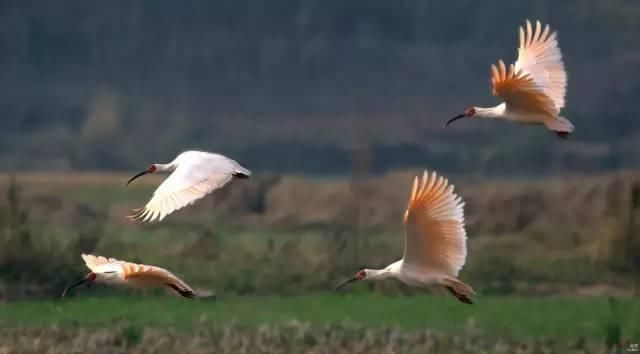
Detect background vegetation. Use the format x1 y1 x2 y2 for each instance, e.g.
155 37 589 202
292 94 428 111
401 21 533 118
1 170 639 352
1 0 639 174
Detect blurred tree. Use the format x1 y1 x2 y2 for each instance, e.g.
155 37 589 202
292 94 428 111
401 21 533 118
0 0 637 174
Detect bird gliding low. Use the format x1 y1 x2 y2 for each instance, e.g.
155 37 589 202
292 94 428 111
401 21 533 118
62 254 200 298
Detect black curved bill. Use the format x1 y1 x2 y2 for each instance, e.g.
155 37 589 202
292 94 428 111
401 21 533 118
444 114 466 128
126 170 148 186
61 278 89 298
333 276 357 292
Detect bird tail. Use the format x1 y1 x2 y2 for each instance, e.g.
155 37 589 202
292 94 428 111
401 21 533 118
441 276 475 305
545 116 575 134
232 165 252 179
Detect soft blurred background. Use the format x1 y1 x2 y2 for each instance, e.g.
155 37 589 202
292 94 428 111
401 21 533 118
1 1 639 353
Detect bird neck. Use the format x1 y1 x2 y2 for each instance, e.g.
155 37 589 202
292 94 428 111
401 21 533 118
154 163 175 172
365 268 391 280
475 103 506 119
365 263 400 281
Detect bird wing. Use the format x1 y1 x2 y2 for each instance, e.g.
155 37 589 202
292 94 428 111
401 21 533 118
81 253 121 273
514 20 566 112
120 261 195 294
402 171 467 277
129 154 241 223
491 59 558 115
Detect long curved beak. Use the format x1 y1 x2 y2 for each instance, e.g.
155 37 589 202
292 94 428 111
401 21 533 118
61 278 90 298
333 276 358 292
444 114 466 128
126 170 149 186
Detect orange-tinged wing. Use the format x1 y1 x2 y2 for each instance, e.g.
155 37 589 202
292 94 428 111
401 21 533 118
514 20 566 111
402 171 467 276
80 253 194 295
491 60 557 115
81 254 119 272
120 261 195 294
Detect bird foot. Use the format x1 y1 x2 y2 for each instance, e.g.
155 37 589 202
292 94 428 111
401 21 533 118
165 283 196 299
555 131 570 139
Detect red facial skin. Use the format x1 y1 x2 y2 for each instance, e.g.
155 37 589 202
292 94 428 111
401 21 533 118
464 106 476 117
334 269 367 291
61 272 97 297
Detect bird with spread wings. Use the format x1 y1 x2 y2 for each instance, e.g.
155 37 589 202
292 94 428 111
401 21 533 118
445 20 574 138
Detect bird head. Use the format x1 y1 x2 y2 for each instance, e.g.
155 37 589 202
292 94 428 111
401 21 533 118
126 164 157 185
61 272 97 298
444 106 476 127
333 269 367 292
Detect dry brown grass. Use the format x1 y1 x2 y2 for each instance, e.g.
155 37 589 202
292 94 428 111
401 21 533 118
3 169 639 258
1 169 639 298
0 324 617 354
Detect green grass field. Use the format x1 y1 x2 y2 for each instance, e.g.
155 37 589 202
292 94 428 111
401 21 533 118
2 294 639 341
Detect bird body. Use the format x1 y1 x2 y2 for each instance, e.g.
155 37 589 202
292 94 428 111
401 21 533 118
445 20 574 138
334 170 475 304
362 260 446 288
127 150 250 223
62 254 197 298
474 103 554 125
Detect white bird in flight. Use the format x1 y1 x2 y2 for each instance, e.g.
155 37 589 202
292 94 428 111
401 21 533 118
62 254 199 298
126 150 251 223
334 170 475 304
445 19 574 139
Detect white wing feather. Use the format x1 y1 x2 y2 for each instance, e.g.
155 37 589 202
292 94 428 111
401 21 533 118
513 19 567 113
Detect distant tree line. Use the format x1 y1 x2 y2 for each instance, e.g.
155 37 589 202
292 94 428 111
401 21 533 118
0 0 638 175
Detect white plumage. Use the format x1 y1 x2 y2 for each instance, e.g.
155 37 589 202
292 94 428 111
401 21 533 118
445 19 574 138
514 19 566 112
127 150 251 223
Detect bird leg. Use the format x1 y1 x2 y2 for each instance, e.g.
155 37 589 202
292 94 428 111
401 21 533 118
165 283 196 298
555 131 570 139
445 286 474 304
441 277 475 305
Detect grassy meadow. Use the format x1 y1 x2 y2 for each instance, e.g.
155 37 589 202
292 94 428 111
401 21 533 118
2 295 639 353
4 295 640 340
1 171 639 352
